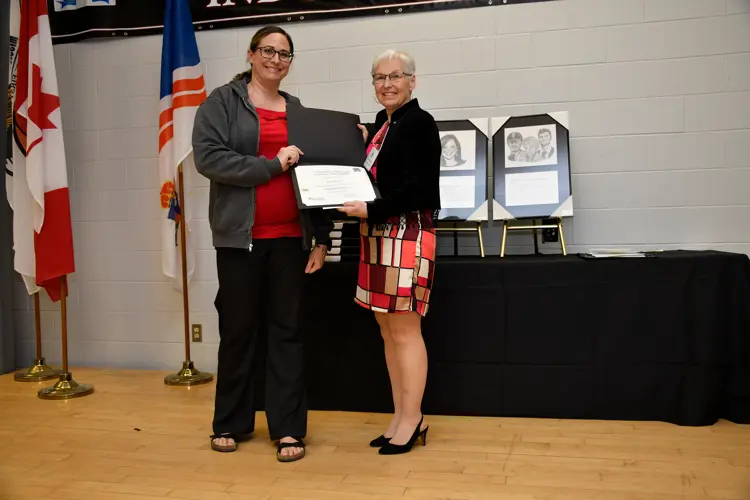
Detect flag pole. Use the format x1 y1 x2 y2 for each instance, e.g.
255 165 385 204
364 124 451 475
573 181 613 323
14 292 61 382
164 163 213 386
37 277 93 399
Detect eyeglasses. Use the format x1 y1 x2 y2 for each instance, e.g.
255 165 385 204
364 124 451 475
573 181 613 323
372 72 412 86
256 46 293 63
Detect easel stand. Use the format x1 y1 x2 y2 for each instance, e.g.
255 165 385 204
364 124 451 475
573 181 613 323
14 293 61 382
164 163 213 387
435 221 486 258
38 277 94 400
500 218 567 257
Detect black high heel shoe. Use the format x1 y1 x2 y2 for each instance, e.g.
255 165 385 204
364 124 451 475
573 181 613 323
378 416 428 455
369 435 391 447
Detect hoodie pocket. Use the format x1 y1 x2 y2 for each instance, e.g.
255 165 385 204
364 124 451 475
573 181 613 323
210 184 252 234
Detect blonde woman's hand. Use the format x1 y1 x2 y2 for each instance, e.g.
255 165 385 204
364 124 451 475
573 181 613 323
277 145 303 171
357 124 368 143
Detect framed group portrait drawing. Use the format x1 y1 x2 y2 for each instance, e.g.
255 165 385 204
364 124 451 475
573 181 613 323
489 112 573 256
491 112 573 221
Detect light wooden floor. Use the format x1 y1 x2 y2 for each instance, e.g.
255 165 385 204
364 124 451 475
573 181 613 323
1 368 749 500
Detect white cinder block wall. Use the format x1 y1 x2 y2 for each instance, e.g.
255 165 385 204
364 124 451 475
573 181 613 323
12 0 750 370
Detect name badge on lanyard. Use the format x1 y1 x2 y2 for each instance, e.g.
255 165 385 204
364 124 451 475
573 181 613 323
363 125 389 172
364 147 380 171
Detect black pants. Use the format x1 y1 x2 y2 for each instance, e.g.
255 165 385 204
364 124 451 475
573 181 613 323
212 238 308 441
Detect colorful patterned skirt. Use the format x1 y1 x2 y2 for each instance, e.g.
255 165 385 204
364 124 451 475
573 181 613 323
354 212 437 317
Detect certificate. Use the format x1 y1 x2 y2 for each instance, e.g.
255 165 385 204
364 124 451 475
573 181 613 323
292 164 380 209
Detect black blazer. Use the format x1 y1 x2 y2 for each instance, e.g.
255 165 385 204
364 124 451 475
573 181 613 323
364 98 441 226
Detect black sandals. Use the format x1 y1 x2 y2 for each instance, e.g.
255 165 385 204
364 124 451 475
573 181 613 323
210 433 237 452
276 439 306 462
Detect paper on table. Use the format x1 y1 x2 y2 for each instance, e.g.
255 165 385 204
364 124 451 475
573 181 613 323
294 164 377 207
584 248 646 258
439 176 475 208
505 171 559 207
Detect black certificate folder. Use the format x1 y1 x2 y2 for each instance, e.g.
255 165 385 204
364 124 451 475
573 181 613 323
286 105 367 166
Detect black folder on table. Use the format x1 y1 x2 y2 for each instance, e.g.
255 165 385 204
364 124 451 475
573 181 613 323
286 105 367 166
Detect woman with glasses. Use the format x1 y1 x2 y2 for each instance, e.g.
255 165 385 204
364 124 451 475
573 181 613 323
192 25 332 462
338 49 441 456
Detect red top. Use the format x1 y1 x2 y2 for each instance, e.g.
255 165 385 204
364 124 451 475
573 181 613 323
253 108 302 239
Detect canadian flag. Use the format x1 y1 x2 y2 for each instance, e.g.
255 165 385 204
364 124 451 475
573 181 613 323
9 0 75 302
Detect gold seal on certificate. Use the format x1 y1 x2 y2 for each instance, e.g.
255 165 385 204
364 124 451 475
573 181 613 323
292 164 380 209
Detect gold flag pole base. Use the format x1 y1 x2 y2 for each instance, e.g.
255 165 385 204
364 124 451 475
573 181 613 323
164 360 214 387
14 358 61 382
165 165 214 388
38 371 94 400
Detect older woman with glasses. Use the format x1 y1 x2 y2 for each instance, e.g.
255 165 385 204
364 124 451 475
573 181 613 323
192 25 332 462
338 49 442 456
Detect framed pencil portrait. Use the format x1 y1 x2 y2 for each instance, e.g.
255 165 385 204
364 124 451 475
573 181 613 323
435 119 489 222
491 112 573 221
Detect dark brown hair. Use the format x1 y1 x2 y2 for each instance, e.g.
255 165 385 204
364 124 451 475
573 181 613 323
234 25 295 81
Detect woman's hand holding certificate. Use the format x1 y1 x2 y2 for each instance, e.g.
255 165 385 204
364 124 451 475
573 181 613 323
337 200 367 218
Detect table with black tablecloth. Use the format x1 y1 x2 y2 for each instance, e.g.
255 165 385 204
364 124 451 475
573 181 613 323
297 250 750 426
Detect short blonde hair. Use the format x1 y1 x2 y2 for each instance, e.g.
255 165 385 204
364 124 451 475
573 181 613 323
371 49 416 76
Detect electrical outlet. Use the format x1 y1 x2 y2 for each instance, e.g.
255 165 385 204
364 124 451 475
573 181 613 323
192 324 203 342
541 219 559 243
542 227 559 243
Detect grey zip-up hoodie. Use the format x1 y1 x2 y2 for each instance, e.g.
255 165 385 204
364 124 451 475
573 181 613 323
191 76 332 251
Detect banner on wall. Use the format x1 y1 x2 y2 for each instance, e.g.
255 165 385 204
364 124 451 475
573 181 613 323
47 0 556 44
